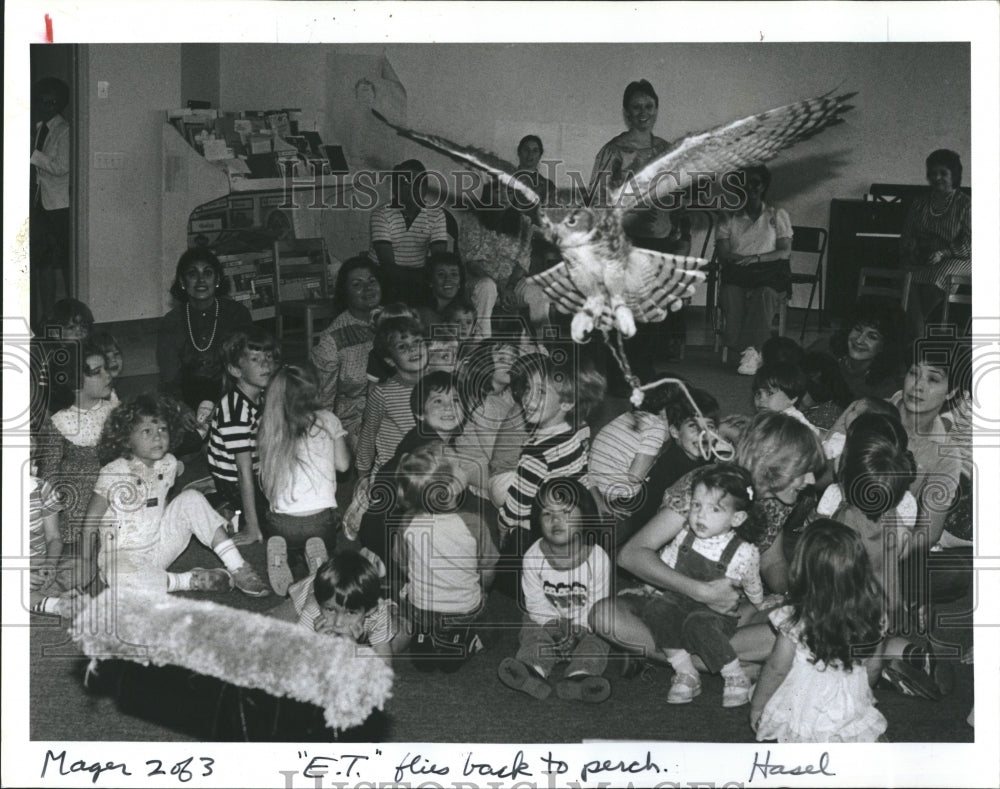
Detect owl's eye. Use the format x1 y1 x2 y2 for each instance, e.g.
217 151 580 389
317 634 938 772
565 212 578 227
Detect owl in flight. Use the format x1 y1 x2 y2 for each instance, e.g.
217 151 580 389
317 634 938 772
373 92 854 344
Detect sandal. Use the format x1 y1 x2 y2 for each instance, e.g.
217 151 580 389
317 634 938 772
498 658 551 700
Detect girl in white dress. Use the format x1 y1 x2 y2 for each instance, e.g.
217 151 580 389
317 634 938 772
750 519 887 742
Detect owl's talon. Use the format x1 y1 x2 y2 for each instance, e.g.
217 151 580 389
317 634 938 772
614 305 637 338
571 312 594 342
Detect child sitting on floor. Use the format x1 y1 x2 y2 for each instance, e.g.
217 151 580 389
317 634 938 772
619 464 766 708
453 337 528 509
355 315 427 479
89 329 125 406
348 371 464 563
207 328 276 546
27 464 75 615
588 380 673 508
259 363 351 596
814 412 917 612
81 393 270 596
498 477 612 703
623 386 719 540
752 361 819 434
498 351 606 556
36 340 117 545
292 547 409 664
393 442 498 670
751 519 887 742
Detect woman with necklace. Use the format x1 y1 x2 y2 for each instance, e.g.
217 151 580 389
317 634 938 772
157 248 253 432
900 149 972 336
590 79 692 383
716 165 793 375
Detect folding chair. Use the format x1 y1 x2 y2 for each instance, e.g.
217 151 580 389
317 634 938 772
777 225 828 341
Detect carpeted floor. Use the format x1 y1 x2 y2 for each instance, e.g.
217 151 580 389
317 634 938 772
28 329 975 744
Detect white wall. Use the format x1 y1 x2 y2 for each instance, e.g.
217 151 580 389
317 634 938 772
83 45 181 321
80 42 971 320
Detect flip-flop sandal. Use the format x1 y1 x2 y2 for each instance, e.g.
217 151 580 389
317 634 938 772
266 536 294 597
498 658 551 700
556 674 612 704
304 537 330 576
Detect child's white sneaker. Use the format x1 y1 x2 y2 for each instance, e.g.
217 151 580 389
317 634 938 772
304 537 329 576
722 673 752 707
267 536 295 596
231 564 271 597
666 672 702 704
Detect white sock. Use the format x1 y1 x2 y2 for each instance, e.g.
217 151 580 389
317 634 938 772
33 596 62 614
666 650 697 677
167 572 192 592
720 658 745 679
214 538 246 572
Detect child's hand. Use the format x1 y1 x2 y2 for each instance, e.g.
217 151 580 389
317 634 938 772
749 706 763 733
759 593 786 611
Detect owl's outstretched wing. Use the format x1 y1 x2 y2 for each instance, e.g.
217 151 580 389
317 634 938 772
612 92 856 211
372 109 541 209
623 249 707 322
528 263 587 316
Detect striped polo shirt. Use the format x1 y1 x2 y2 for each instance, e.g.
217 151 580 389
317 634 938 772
368 206 449 269
207 387 261 484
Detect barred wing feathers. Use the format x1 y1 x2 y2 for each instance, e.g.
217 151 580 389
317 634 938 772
372 109 541 208
613 92 856 211
624 248 707 322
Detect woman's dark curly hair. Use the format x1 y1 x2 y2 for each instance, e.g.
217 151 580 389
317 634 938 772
169 247 229 303
787 519 883 670
98 392 184 465
829 296 906 387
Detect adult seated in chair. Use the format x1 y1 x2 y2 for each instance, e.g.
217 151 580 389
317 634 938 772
716 165 793 375
368 159 449 305
900 149 971 339
471 134 557 337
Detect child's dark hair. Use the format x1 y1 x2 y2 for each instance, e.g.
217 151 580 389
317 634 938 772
787 519 883 669
98 392 183 465
410 370 457 420
313 551 381 614
761 336 804 368
840 420 916 521
169 247 228 302
846 411 909 449
510 351 606 427
43 298 94 337
691 463 755 513
753 361 808 404
373 315 425 364
801 351 853 408
396 442 461 514
47 340 107 412
690 463 762 542
441 296 477 325
89 329 122 358
530 477 600 536
665 386 720 428
221 327 277 393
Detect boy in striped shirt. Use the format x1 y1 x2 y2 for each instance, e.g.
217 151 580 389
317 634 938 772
207 329 276 544
499 351 606 555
